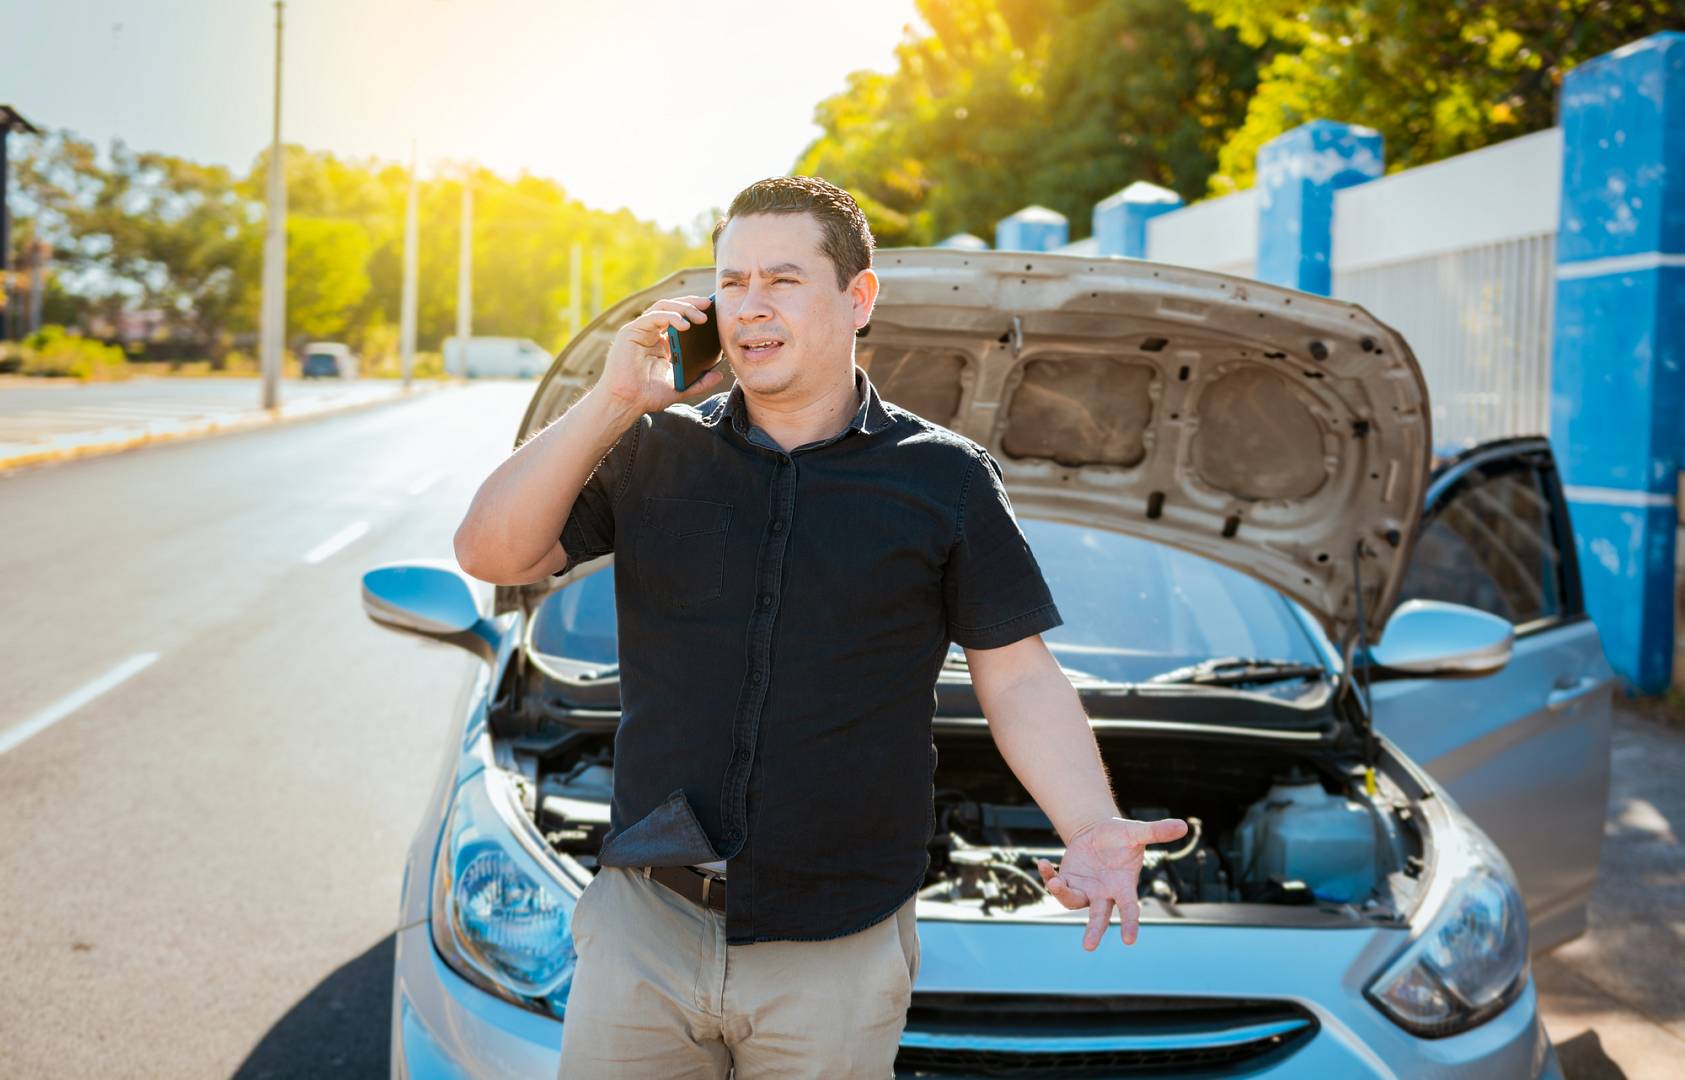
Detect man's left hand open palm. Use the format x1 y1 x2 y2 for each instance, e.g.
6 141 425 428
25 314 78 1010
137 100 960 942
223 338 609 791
1036 816 1189 950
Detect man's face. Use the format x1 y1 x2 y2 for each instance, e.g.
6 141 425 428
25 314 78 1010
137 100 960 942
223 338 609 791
713 211 875 400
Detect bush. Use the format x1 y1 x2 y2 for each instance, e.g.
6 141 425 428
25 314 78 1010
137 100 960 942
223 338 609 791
17 325 130 381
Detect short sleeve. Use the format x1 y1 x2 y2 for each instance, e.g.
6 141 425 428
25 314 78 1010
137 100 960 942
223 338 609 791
551 414 648 578
942 448 1064 649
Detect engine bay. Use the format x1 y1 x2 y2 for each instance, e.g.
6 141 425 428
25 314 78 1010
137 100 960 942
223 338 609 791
501 727 1426 924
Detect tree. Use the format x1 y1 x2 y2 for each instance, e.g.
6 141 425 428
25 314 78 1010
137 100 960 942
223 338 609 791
1185 0 1685 192
794 0 1260 244
12 131 259 353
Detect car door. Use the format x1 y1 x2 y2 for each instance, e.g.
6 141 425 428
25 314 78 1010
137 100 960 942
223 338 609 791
1369 437 1614 954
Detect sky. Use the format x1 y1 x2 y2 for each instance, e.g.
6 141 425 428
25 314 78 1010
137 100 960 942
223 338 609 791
1 0 925 236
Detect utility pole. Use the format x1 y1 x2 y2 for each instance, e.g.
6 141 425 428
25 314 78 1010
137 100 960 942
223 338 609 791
399 141 418 390
259 1 286 409
455 173 472 377
568 241 583 340
590 243 603 322
26 238 49 334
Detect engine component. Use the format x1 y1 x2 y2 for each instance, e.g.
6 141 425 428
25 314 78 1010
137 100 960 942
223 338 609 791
1233 773 1379 903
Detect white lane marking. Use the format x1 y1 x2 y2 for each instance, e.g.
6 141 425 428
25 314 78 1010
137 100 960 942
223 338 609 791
304 521 371 564
406 470 446 496
0 653 161 757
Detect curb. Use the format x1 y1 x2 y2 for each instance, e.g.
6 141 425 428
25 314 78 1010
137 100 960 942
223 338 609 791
0 381 462 475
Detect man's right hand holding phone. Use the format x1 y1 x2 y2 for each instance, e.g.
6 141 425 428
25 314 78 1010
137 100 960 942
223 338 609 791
590 294 725 424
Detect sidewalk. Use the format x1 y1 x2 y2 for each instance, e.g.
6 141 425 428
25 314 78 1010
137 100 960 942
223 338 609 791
0 376 459 473
1536 700 1685 1079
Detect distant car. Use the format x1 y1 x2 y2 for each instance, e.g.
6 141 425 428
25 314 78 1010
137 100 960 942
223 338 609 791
363 251 1610 1078
301 342 359 379
443 336 553 379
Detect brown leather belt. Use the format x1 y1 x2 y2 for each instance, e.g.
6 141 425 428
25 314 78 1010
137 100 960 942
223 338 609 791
643 865 727 913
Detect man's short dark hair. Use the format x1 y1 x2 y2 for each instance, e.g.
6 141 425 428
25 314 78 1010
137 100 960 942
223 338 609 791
711 176 875 291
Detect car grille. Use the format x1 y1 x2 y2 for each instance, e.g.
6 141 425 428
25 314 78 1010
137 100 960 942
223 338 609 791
894 993 1317 1077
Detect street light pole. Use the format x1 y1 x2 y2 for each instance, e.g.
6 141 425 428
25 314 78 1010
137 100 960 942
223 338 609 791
259 0 286 409
568 242 582 340
455 174 472 376
399 140 418 390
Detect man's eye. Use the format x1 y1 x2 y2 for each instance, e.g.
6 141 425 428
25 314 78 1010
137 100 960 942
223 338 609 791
774 278 796 284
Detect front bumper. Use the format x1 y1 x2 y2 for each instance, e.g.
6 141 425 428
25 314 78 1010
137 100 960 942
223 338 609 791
391 914 1558 1079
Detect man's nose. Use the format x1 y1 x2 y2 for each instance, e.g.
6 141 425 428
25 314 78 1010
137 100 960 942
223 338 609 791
734 279 775 320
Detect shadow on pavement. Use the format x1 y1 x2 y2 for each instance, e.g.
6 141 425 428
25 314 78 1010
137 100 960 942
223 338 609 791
233 934 393 1079
1554 1029 1628 1079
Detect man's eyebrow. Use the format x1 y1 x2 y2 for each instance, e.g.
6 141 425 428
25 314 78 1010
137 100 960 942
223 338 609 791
718 263 807 279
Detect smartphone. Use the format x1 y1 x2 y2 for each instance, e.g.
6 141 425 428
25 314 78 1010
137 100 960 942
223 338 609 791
666 292 724 392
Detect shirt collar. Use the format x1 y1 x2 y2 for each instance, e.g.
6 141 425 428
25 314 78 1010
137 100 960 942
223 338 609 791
712 364 893 441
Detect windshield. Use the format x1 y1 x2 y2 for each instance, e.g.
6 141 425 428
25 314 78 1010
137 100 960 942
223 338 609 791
529 519 1324 685
1018 518 1323 683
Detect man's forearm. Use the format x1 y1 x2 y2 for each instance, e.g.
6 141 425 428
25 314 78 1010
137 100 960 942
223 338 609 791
454 387 640 584
974 650 1122 843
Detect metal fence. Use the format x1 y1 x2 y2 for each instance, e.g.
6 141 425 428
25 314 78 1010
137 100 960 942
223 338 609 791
1334 233 1557 451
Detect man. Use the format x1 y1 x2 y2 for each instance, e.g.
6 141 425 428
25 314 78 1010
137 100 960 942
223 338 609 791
454 175 1187 1079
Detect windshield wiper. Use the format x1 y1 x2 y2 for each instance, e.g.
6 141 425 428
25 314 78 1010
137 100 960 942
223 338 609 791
1145 656 1326 687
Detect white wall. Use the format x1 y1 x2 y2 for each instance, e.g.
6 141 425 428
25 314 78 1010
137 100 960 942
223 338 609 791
1145 189 1256 278
1332 127 1562 273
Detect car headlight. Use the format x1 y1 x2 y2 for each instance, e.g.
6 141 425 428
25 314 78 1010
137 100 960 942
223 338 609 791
1366 817 1530 1038
430 766 580 1016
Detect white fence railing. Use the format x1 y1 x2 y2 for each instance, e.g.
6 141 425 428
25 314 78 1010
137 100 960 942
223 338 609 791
1330 128 1562 450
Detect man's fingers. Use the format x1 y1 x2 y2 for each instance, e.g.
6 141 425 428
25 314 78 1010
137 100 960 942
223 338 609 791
1140 817 1190 845
677 368 724 398
1082 896 1113 952
1036 859 1089 910
643 298 710 324
1118 893 1142 946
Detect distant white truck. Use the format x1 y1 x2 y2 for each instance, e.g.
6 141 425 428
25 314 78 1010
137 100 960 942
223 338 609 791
442 336 553 379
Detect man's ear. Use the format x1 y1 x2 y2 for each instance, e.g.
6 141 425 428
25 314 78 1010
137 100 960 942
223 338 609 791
850 267 880 331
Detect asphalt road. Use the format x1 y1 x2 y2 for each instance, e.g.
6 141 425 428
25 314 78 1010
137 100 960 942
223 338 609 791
0 382 534 1078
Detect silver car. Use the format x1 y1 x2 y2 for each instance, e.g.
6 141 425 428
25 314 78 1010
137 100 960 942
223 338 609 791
365 250 1610 1078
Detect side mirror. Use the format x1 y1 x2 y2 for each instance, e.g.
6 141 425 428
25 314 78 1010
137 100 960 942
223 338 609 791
361 559 499 663
1363 599 1514 681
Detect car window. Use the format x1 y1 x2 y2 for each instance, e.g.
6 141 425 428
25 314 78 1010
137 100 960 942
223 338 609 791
1017 518 1323 683
529 521 1323 685
1392 460 1565 626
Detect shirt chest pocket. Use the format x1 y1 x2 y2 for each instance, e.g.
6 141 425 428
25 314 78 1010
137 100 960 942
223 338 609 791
634 496 734 607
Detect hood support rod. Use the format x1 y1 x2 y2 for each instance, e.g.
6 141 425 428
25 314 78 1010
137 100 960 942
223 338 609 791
1342 538 1379 795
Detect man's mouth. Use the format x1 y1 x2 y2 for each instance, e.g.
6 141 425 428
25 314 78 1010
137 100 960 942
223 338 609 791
739 337 784 359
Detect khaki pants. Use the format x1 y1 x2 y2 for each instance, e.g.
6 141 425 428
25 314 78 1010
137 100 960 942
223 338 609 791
555 865 920 1079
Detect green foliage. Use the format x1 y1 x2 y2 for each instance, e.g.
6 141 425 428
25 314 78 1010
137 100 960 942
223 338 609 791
15 324 130 380
794 0 1261 244
284 215 374 340
1185 0 1685 192
12 133 714 361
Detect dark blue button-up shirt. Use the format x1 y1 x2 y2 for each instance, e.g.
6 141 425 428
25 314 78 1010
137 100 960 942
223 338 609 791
553 365 1062 943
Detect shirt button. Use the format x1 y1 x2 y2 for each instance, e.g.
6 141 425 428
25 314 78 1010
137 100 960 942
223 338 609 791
771 520 785 533
758 593 772 607
751 670 764 685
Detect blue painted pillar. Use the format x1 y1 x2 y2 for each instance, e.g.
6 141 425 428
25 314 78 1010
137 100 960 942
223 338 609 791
994 205 1068 252
1093 181 1183 258
1550 31 1685 695
1255 120 1384 295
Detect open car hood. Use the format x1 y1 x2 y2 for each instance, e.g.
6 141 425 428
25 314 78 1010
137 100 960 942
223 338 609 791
501 249 1432 648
